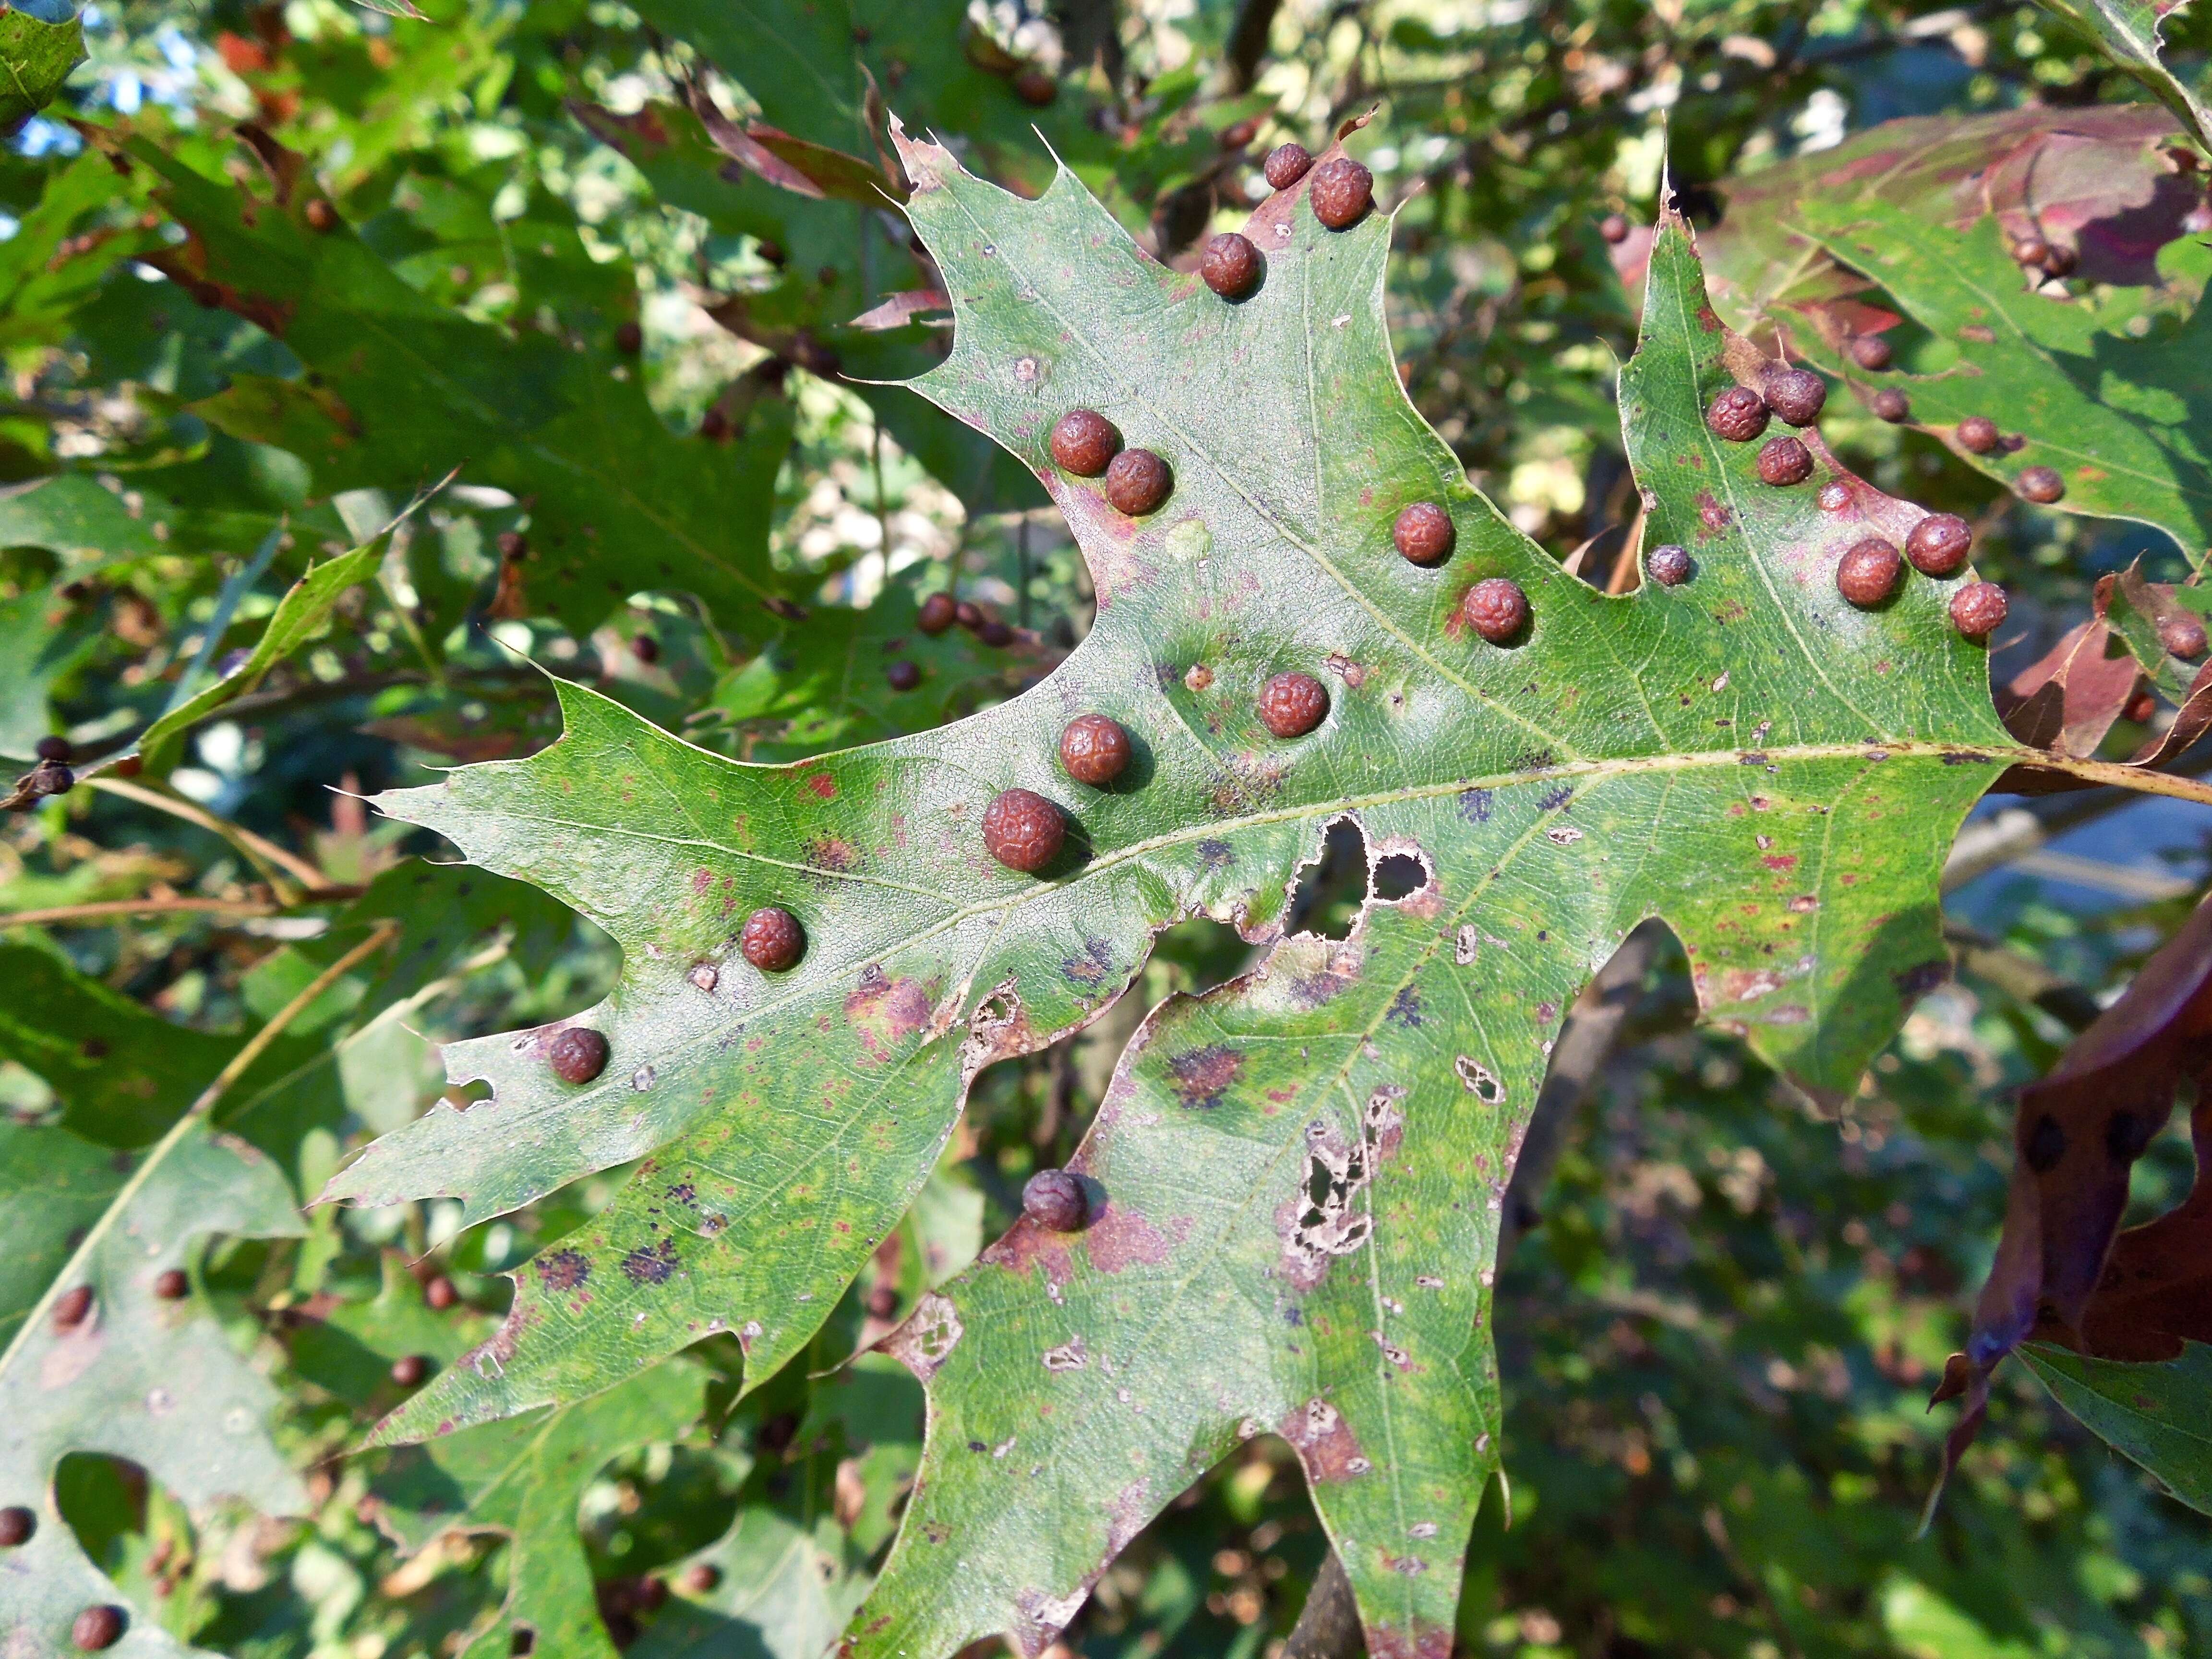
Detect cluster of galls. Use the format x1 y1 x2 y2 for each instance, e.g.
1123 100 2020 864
1843 332 2069 508
5 734 75 811
899 589 1022 690
1704 375 2009 639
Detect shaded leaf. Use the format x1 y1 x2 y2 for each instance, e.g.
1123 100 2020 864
0 3 84 134
2032 0 2212 151
2020 1341 2212 1516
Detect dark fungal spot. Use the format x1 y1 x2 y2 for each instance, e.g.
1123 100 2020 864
1705 386 1768 443
2017 466 2065 504
982 788 1067 873
1059 714 1132 786
2025 1114 2067 1174
390 1354 431 1388
1872 388 1910 422
1646 544 1692 586
1258 672 1329 738
1847 334 1892 371
1756 436 1814 487
1905 514 1972 577
1956 416 2001 454
0 1506 33 1546
1836 539 1902 607
1457 788 1492 823
1103 448 1172 516
549 1026 610 1085
535 1249 590 1291
1950 581 2009 640
1168 1044 1245 1109
2107 1111 2157 1164
886 659 921 692
1392 502 1455 565
621 1238 680 1284
1462 577 1528 644
1766 367 1827 427
1387 986 1423 1026
741 907 805 972
1264 143 1314 189
1198 838 1234 868
153 1268 188 1300
1308 156 1373 228
1022 1168 1089 1231
1200 232 1262 299
54 1285 92 1330
72 1606 126 1652
917 592 958 635
1049 409 1120 477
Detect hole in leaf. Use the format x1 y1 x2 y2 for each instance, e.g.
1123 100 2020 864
1288 818 1367 940
1371 854 1427 902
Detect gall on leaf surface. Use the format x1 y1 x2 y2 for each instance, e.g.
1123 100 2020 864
338 122 2053 1645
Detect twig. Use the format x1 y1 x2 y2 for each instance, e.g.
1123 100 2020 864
1945 922 2103 1032
0 919 399 1383
87 774 332 896
2 897 286 928
1223 0 1284 92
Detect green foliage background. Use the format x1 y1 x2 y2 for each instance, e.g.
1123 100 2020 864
3 0 2212 1655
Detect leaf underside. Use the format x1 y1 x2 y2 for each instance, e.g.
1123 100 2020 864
346 124 2037 1652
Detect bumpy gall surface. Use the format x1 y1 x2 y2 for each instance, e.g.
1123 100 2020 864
426 1275 459 1310
1835 539 1903 607
1950 581 2009 639
741 907 805 972
1904 514 1972 577
1049 409 1120 477
982 789 1068 873
154 1269 188 1300
1705 385 1768 442
548 1026 610 1085
1104 448 1173 516
1022 1168 1089 1232
55 1285 92 1329
1308 157 1373 228
886 659 922 692
916 592 958 635
2018 465 2066 504
1872 388 1911 422
1599 213 1629 243
1847 334 1893 371
391 1355 431 1388
1258 672 1329 738
1646 544 1693 587
1200 232 1262 299
2160 613 2208 660
1756 436 1814 487
1263 143 1313 189
1463 577 1530 643
72 1607 125 1652
0 1506 33 1546
1392 502 1455 565
1957 415 2001 454
1766 367 1827 427
1059 714 1132 786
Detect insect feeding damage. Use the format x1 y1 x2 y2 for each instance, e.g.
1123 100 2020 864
1278 1086 1405 1291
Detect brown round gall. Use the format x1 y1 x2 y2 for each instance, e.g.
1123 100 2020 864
1646 545 1693 587
1200 232 1262 299
1049 409 1120 477
1847 334 1893 371
54 1285 92 1330
983 789 1067 873
2160 613 2208 660
1599 213 1629 243
1263 143 1314 190
548 1026 610 1085
0 1506 32 1547
72 1607 126 1652
1950 581 2009 639
1756 436 1814 487
1956 416 2001 454
1392 502 1455 566
1836 539 1902 607
1462 577 1530 643
741 907 805 972
2017 465 2066 504
1872 388 1911 422
304 198 338 234
1104 448 1172 516
1059 714 1132 786
1705 386 1768 443
615 320 643 355
2043 242 2077 276
154 1269 188 1300
1766 367 1827 427
977 619 1015 649
1308 157 1373 229
1012 67 1057 107
2012 236 2050 268
917 592 958 635
1022 1168 1088 1231
390 1354 430 1388
1258 672 1329 738
426 1275 460 1310
886 659 922 692
1904 514 1972 577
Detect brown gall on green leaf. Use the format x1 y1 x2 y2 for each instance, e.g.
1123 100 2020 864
1755 436 1814 487
1872 388 1910 422
917 591 958 634
981 789 1067 873
1257 672 1328 738
1905 514 1972 577
0 1506 32 1547
740 906 805 971
1392 502 1455 565
1199 232 1262 299
1103 448 1172 516
1058 714 1131 786
1846 333 1892 371
1764 366 1827 427
1048 409 1120 477
2019 466 2067 504
1958 415 2002 454
1836 539 1902 608
1646 544 1693 586
1704 385 1768 442
547 1027 610 1085
1263 144 1313 190
1307 156 1373 228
